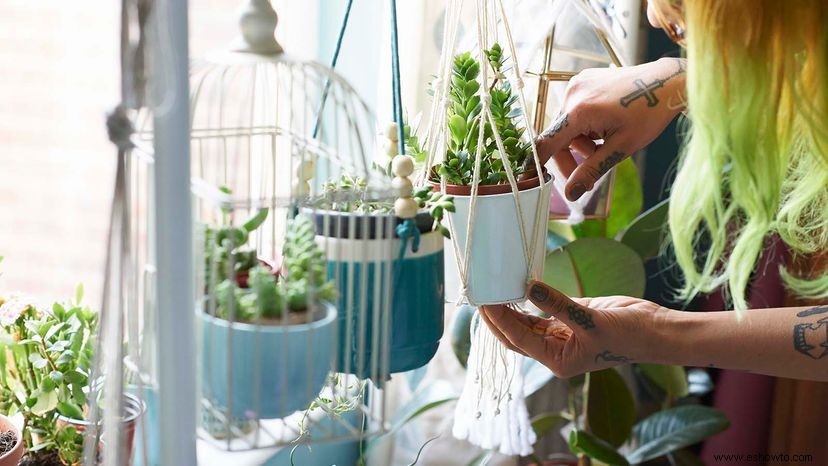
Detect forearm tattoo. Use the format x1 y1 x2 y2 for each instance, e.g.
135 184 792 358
619 59 686 108
595 350 631 364
793 305 828 360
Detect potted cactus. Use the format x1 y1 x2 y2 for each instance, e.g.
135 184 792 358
200 211 338 420
0 291 144 466
427 43 552 304
306 163 452 378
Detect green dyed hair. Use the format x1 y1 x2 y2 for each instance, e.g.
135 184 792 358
666 0 828 309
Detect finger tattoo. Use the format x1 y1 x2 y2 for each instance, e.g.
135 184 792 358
530 283 550 302
540 113 569 139
567 305 596 330
597 151 626 176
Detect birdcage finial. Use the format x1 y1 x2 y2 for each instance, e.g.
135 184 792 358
234 0 283 55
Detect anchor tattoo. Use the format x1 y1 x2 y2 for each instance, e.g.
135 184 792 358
619 60 685 108
793 316 828 360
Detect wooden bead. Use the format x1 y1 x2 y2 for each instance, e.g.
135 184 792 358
391 155 415 177
384 122 399 142
384 139 399 158
295 160 315 180
394 197 419 219
392 176 414 197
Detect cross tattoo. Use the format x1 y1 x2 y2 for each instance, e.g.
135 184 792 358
620 78 664 107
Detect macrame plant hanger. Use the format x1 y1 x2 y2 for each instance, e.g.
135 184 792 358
419 0 551 456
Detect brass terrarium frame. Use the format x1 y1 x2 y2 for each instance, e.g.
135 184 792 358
530 21 624 221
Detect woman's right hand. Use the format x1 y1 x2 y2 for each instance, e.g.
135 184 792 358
537 57 686 201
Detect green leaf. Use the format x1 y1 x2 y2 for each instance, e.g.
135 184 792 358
242 208 269 233
75 283 84 304
626 405 730 464
44 322 66 342
466 450 495 466
587 369 636 447
57 401 84 420
547 228 570 252
407 436 439 466
617 198 669 261
364 382 458 455
32 389 59 415
531 412 567 439
543 237 646 298
569 430 630 466
450 305 476 368
638 364 689 400
604 159 643 239
448 115 468 147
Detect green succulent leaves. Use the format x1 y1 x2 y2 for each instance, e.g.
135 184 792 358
433 44 531 186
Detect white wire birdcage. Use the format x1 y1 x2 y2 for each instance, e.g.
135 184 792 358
189 0 397 452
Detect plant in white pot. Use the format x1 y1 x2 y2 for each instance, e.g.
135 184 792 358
428 43 553 304
200 213 339 422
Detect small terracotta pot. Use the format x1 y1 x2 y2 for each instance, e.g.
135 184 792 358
430 171 548 196
0 415 24 466
57 392 145 466
234 256 279 288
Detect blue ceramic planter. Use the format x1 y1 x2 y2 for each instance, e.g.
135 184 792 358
199 302 337 419
313 215 445 378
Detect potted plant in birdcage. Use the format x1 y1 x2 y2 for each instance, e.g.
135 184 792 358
427 43 553 304
305 159 452 377
0 289 144 466
200 207 338 420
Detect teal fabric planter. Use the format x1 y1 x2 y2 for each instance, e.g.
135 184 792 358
199 303 337 419
311 212 445 379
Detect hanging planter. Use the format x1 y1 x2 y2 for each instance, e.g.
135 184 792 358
200 213 338 420
305 198 446 378
436 173 552 304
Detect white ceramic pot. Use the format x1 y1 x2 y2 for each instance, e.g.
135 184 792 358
445 175 553 304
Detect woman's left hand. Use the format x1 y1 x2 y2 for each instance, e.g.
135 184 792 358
479 280 667 378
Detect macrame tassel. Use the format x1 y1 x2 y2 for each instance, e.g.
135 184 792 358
452 305 536 456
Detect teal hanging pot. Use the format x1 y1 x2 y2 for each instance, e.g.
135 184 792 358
307 210 445 379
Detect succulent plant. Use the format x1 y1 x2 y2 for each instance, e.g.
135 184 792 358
431 43 532 186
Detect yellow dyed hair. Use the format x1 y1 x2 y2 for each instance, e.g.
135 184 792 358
659 0 828 309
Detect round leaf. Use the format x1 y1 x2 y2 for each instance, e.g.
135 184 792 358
544 237 646 298
638 364 689 400
587 368 636 447
450 305 477 368
617 198 669 261
605 159 643 239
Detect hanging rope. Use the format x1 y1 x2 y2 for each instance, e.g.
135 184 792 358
312 0 355 138
389 0 406 152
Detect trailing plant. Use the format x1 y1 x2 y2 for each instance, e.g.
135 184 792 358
430 43 532 186
314 174 455 238
0 286 96 465
212 215 336 322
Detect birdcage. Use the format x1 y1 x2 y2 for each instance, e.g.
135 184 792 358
189 0 398 452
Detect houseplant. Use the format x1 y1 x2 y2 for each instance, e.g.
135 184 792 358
200 210 338 420
428 43 553 304
306 153 453 377
0 289 144 466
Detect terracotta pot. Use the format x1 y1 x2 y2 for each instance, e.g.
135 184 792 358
0 415 24 466
57 392 145 466
431 171 548 196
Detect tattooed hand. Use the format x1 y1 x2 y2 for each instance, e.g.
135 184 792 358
536 57 686 201
479 280 667 378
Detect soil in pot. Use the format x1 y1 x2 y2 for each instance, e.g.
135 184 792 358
19 451 62 466
0 431 15 457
